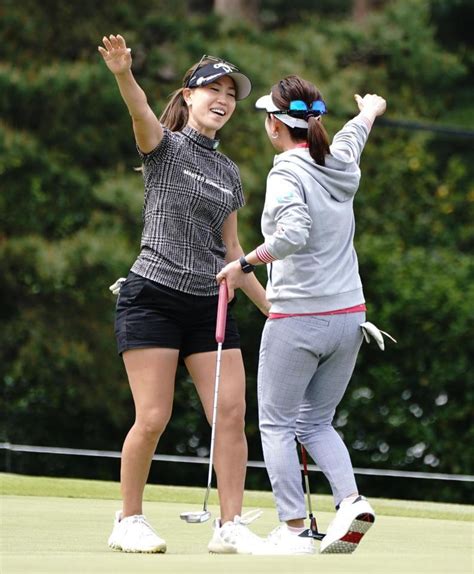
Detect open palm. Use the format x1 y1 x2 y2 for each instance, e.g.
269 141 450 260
98 34 132 75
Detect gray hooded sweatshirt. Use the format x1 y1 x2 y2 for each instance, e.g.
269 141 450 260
261 115 371 314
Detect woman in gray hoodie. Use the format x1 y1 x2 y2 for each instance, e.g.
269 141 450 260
217 75 387 555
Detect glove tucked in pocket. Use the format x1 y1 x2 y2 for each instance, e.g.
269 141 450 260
109 277 126 296
360 321 397 351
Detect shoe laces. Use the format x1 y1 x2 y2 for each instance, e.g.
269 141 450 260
267 525 286 543
125 515 158 539
220 510 263 544
234 509 263 526
267 525 313 550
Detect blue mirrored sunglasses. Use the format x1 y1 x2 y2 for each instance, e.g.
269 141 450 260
288 100 327 116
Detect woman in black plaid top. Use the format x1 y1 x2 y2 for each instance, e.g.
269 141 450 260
99 35 269 554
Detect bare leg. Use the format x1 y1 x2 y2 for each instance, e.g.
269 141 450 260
120 347 179 517
287 519 305 528
185 349 247 524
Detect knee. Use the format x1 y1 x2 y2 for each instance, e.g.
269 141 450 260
217 400 246 433
296 421 332 444
259 402 298 436
135 408 171 440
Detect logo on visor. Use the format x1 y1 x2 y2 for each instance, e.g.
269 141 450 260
213 62 234 74
196 72 224 86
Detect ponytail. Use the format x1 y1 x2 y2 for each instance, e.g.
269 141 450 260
159 88 189 132
289 119 329 166
307 117 330 166
271 75 330 166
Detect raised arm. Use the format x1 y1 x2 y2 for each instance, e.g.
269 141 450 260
98 34 163 153
330 93 387 164
354 93 387 127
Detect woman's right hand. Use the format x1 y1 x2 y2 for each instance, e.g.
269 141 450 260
98 34 132 76
354 93 387 117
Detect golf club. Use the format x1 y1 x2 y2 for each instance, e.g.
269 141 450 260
300 443 325 540
180 280 228 524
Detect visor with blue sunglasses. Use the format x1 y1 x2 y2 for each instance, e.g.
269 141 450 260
288 100 327 116
255 93 327 129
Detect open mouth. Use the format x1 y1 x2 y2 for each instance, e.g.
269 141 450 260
210 108 226 117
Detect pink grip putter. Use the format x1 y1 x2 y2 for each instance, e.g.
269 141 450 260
215 281 228 344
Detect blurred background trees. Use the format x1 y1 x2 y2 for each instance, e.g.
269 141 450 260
1 0 472 502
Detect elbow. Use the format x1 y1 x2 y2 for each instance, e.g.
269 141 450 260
290 221 311 251
271 231 309 259
293 231 310 253
224 240 242 261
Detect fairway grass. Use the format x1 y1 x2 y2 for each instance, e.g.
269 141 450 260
1 473 473 573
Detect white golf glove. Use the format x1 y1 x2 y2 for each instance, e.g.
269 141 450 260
109 277 126 296
360 321 397 351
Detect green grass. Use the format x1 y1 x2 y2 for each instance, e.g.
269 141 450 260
1 473 473 574
2 472 471 522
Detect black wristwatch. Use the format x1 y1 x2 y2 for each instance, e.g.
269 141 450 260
239 256 256 274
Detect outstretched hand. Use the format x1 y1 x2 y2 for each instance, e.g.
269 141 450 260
354 93 387 117
98 34 132 75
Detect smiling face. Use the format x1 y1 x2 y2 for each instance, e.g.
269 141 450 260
183 76 237 138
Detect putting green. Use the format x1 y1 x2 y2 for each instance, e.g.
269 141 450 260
1 473 473 573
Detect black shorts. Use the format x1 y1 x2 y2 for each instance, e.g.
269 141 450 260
115 272 240 358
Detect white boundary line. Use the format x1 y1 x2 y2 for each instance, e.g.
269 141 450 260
1 443 472 483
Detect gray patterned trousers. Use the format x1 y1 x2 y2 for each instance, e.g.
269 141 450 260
258 312 365 521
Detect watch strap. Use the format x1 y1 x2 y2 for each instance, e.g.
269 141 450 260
239 256 256 274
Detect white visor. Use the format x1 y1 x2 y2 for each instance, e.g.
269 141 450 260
255 93 309 129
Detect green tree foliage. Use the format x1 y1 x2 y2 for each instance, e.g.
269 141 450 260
1 0 472 501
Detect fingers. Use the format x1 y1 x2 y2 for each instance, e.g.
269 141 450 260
116 34 127 49
354 93 363 111
216 274 234 300
98 34 129 54
226 285 235 302
101 35 113 51
107 34 120 49
354 93 387 115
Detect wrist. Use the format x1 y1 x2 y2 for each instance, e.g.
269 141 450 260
239 256 256 274
360 109 376 123
114 68 133 80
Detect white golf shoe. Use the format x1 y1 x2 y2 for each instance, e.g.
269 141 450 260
319 495 375 554
264 524 315 555
208 510 268 554
108 510 166 553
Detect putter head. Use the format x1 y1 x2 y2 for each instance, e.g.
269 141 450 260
180 510 211 523
300 527 325 541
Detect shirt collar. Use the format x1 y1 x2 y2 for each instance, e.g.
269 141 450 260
182 125 220 150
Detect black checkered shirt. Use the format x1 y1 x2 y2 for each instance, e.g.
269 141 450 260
130 126 245 296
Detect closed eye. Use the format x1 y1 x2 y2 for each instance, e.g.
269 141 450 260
208 81 236 99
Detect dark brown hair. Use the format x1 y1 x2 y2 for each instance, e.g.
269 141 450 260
271 75 330 166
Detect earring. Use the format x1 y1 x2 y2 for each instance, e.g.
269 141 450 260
271 132 278 139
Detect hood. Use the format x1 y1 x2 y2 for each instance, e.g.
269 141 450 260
273 148 361 203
